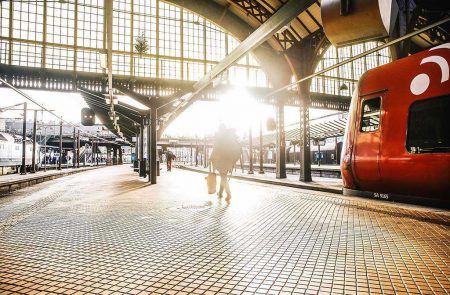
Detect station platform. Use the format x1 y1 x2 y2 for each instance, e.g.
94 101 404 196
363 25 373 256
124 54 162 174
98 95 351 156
0 165 449 294
179 164 342 194
0 166 103 194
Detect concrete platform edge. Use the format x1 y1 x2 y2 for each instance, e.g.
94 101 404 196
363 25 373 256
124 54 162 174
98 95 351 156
179 165 343 195
0 166 105 195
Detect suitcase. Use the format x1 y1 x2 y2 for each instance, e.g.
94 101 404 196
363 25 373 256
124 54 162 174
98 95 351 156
206 166 217 194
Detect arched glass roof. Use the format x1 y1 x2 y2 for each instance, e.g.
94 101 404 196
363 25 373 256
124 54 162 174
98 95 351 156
0 0 268 87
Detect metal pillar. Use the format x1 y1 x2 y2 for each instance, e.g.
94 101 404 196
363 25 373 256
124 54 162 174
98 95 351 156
259 120 264 174
147 116 151 182
299 88 312 182
133 132 139 170
31 110 37 173
73 128 77 168
317 142 321 167
118 146 123 165
150 106 157 184
77 130 80 168
91 141 95 165
190 142 193 166
96 142 100 166
58 120 62 170
203 139 207 168
276 102 286 179
139 121 146 177
195 139 199 167
20 102 27 175
248 126 254 174
113 146 118 165
106 145 111 165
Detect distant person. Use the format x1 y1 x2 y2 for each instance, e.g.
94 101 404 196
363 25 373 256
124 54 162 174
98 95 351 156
210 125 242 201
166 150 176 172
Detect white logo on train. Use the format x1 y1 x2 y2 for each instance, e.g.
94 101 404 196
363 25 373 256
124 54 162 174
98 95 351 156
410 43 450 95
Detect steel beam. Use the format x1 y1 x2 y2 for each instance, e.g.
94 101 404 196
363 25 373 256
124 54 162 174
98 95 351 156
193 0 314 92
168 0 314 123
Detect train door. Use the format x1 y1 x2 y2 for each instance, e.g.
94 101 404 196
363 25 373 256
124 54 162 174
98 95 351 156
353 96 382 188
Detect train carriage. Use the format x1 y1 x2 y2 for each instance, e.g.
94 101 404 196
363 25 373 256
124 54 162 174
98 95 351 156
341 43 450 207
0 132 39 174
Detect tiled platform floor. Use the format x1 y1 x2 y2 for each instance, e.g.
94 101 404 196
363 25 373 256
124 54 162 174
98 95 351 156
0 165 449 294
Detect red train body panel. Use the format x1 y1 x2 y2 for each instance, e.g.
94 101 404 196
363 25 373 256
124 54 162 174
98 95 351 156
341 43 450 206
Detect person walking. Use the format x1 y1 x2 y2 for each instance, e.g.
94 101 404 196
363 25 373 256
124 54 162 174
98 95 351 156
166 150 175 172
210 125 241 201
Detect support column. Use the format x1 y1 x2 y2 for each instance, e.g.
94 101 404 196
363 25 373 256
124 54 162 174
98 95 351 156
195 139 199 167
73 128 77 168
276 102 286 179
91 141 95 165
139 120 146 177
31 110 37 173
106 145 112 165
190 142 193 166
299 88 312 182
96 142 100 166
113 146 118 165
147 116 151 182
58 120 63 170
203 138 207 168
259 120 264 174
248 126 254 174
118 146 123 165
317 142 321 167
77 130 80 168
134 132 139 170
20 102 27 175
150 106 157 184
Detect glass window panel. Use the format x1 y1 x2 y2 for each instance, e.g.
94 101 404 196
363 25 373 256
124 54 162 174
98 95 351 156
77 49 101 73
361 97 381 132
12 2 44 41
0 1 10 38
249 68 267 87
47 0 75 45
311 41 391 95
133 0 157 55
228 35 239 53
134 56 157 78
160 59 181 79
206 22 225 61
228 66 247 85
112 54 130 75
77 0 103 49
159 2 181 57
11 42 42 67
113 7 131 52
406 95 450 153
248 53 259 66
183 11 204 60
183 61 204 81
46 46 74 70
0 40 9 64
113 0 132 12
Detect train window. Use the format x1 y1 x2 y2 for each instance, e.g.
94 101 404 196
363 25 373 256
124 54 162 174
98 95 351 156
407 95 450 153
360 97 381 132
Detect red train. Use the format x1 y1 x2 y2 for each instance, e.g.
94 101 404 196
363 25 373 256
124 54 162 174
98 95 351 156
341 43 450 208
